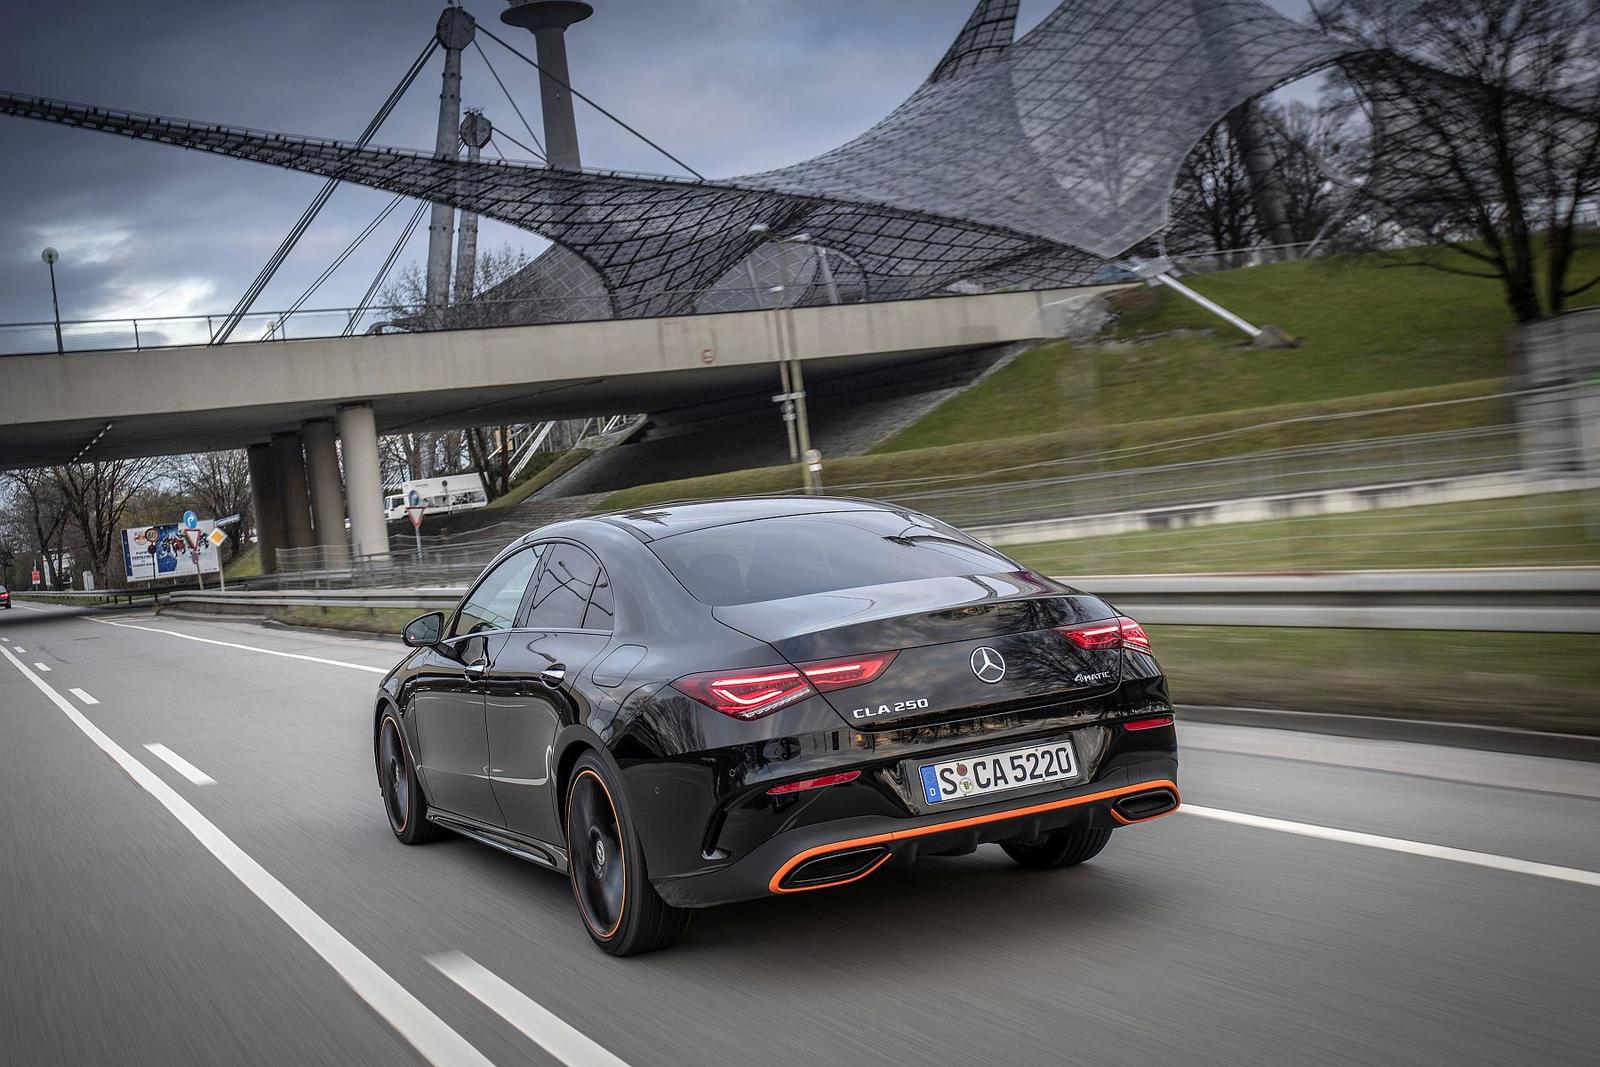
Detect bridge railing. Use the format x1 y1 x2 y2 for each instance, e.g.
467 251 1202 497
0 274 990 357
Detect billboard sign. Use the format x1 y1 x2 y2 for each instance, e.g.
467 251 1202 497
122 522 221 583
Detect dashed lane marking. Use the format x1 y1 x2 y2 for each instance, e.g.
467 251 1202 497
0 644 492 1067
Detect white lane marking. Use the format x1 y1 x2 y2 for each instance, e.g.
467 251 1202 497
432 952 631 1067
0 645 491 1067
69 688 100 705
14 646 26 653
143 743 217 786
1 636 9 641
1183 804 1600 889
33 662 51 672
89 617 387 674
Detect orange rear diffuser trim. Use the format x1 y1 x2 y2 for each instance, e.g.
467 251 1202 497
769 779 1181 894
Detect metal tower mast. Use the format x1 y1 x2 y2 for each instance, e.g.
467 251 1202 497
453 111 494 304
427 7 476 312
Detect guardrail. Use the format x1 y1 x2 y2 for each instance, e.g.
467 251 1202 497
157 569 1600 634
14 589 166 607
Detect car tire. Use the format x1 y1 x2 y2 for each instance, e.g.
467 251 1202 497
377 712 442 845
1001 826 1112 869
565 752 689 956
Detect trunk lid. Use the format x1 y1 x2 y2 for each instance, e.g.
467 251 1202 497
712 574 1125 730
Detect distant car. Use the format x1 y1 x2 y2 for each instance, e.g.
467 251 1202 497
0 585 10 609
373 498 1179 955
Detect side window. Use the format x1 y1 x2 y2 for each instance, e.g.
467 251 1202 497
524 544 603 630
453 547 543 637
583 565 615 631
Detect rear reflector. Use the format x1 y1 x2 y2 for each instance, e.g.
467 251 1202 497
1057 616 1153 653
671 666 814 720
795 651 898 693
767 770 862 795
1122 714 1174 731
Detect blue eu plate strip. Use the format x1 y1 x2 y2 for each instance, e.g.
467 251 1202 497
919 765 943 804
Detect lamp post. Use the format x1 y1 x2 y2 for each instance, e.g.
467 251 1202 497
41 247 63 354
747 224 823 494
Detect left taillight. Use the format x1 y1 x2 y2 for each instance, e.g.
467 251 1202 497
671 667 814 720
1056 616 1153 652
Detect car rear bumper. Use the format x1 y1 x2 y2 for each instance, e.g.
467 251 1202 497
651 756 1178 907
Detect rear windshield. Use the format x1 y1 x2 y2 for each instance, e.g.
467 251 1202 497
650 511 1017 606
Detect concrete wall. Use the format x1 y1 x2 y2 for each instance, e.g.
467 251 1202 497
1513 307 1600 475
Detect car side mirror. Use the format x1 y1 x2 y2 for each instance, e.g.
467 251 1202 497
402 612 445 648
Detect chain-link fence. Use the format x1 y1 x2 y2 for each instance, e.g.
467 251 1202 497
254 384 1600 587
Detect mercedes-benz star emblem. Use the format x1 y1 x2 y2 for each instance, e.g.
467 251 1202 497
970 646 1006 684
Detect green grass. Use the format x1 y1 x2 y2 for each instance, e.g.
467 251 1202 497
1153 627 1600 735
878 245 1600 452
598 378 1509 512
223 546 261 580
484 448 593 512
265 605 420 635
1008 491 1600 575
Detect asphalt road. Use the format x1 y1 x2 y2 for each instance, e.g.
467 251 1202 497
3 601 1598 1066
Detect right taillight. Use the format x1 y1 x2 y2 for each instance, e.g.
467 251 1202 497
1056 616 1153 653
795 651 898 692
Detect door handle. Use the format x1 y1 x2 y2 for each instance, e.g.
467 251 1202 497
463 657 489 681
539 664 566 688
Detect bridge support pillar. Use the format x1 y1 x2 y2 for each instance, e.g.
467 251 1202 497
270 431 315 567
337 403 389 562
247 443 283 576
302 419 349 569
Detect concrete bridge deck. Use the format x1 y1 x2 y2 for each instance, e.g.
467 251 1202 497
0 286 1106 469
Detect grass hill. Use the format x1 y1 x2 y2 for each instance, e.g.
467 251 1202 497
879 246 1598 452
589 245 1597 513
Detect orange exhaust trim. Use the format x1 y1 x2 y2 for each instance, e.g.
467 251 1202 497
768 779 1181 894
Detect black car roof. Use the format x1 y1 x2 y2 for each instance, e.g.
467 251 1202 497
594 496 894 543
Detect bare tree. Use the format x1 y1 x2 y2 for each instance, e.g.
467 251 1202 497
173 450 253 563
53 459 166 586
1168 121 1261 255
3 470 72 587
1315 0 1600 322
1263 101 1349 243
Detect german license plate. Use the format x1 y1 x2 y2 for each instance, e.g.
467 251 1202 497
917 740 1078 805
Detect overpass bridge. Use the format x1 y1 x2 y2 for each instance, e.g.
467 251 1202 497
1 285 1107 571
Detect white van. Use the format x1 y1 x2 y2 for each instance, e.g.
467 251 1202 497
384 473 490 522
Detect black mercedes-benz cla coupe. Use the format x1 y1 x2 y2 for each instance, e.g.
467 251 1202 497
374 498 1179 955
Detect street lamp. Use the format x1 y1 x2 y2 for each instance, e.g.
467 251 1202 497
41 247 63 354
747 224 823 495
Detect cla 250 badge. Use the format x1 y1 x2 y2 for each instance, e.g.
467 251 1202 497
852 698 931 720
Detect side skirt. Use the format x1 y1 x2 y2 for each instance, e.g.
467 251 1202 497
426 811 570 874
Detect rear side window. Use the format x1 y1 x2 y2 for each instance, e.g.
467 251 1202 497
525 543 607 629
650 511 1016 606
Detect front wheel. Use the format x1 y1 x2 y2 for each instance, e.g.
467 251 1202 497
1001 826 1112 869
377 712 442 845
565 753 688 956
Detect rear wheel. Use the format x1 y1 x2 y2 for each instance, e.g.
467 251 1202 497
565 753 689 956
1001 827 1112 869
378 713 441 845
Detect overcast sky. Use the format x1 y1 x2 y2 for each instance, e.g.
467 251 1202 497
0 0 1317 327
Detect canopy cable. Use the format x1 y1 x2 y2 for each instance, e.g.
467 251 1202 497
344 200 429 336
269 192 407 337
477 24 704 179
211 35 439 344
492 126 544 161
471 38 546 160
